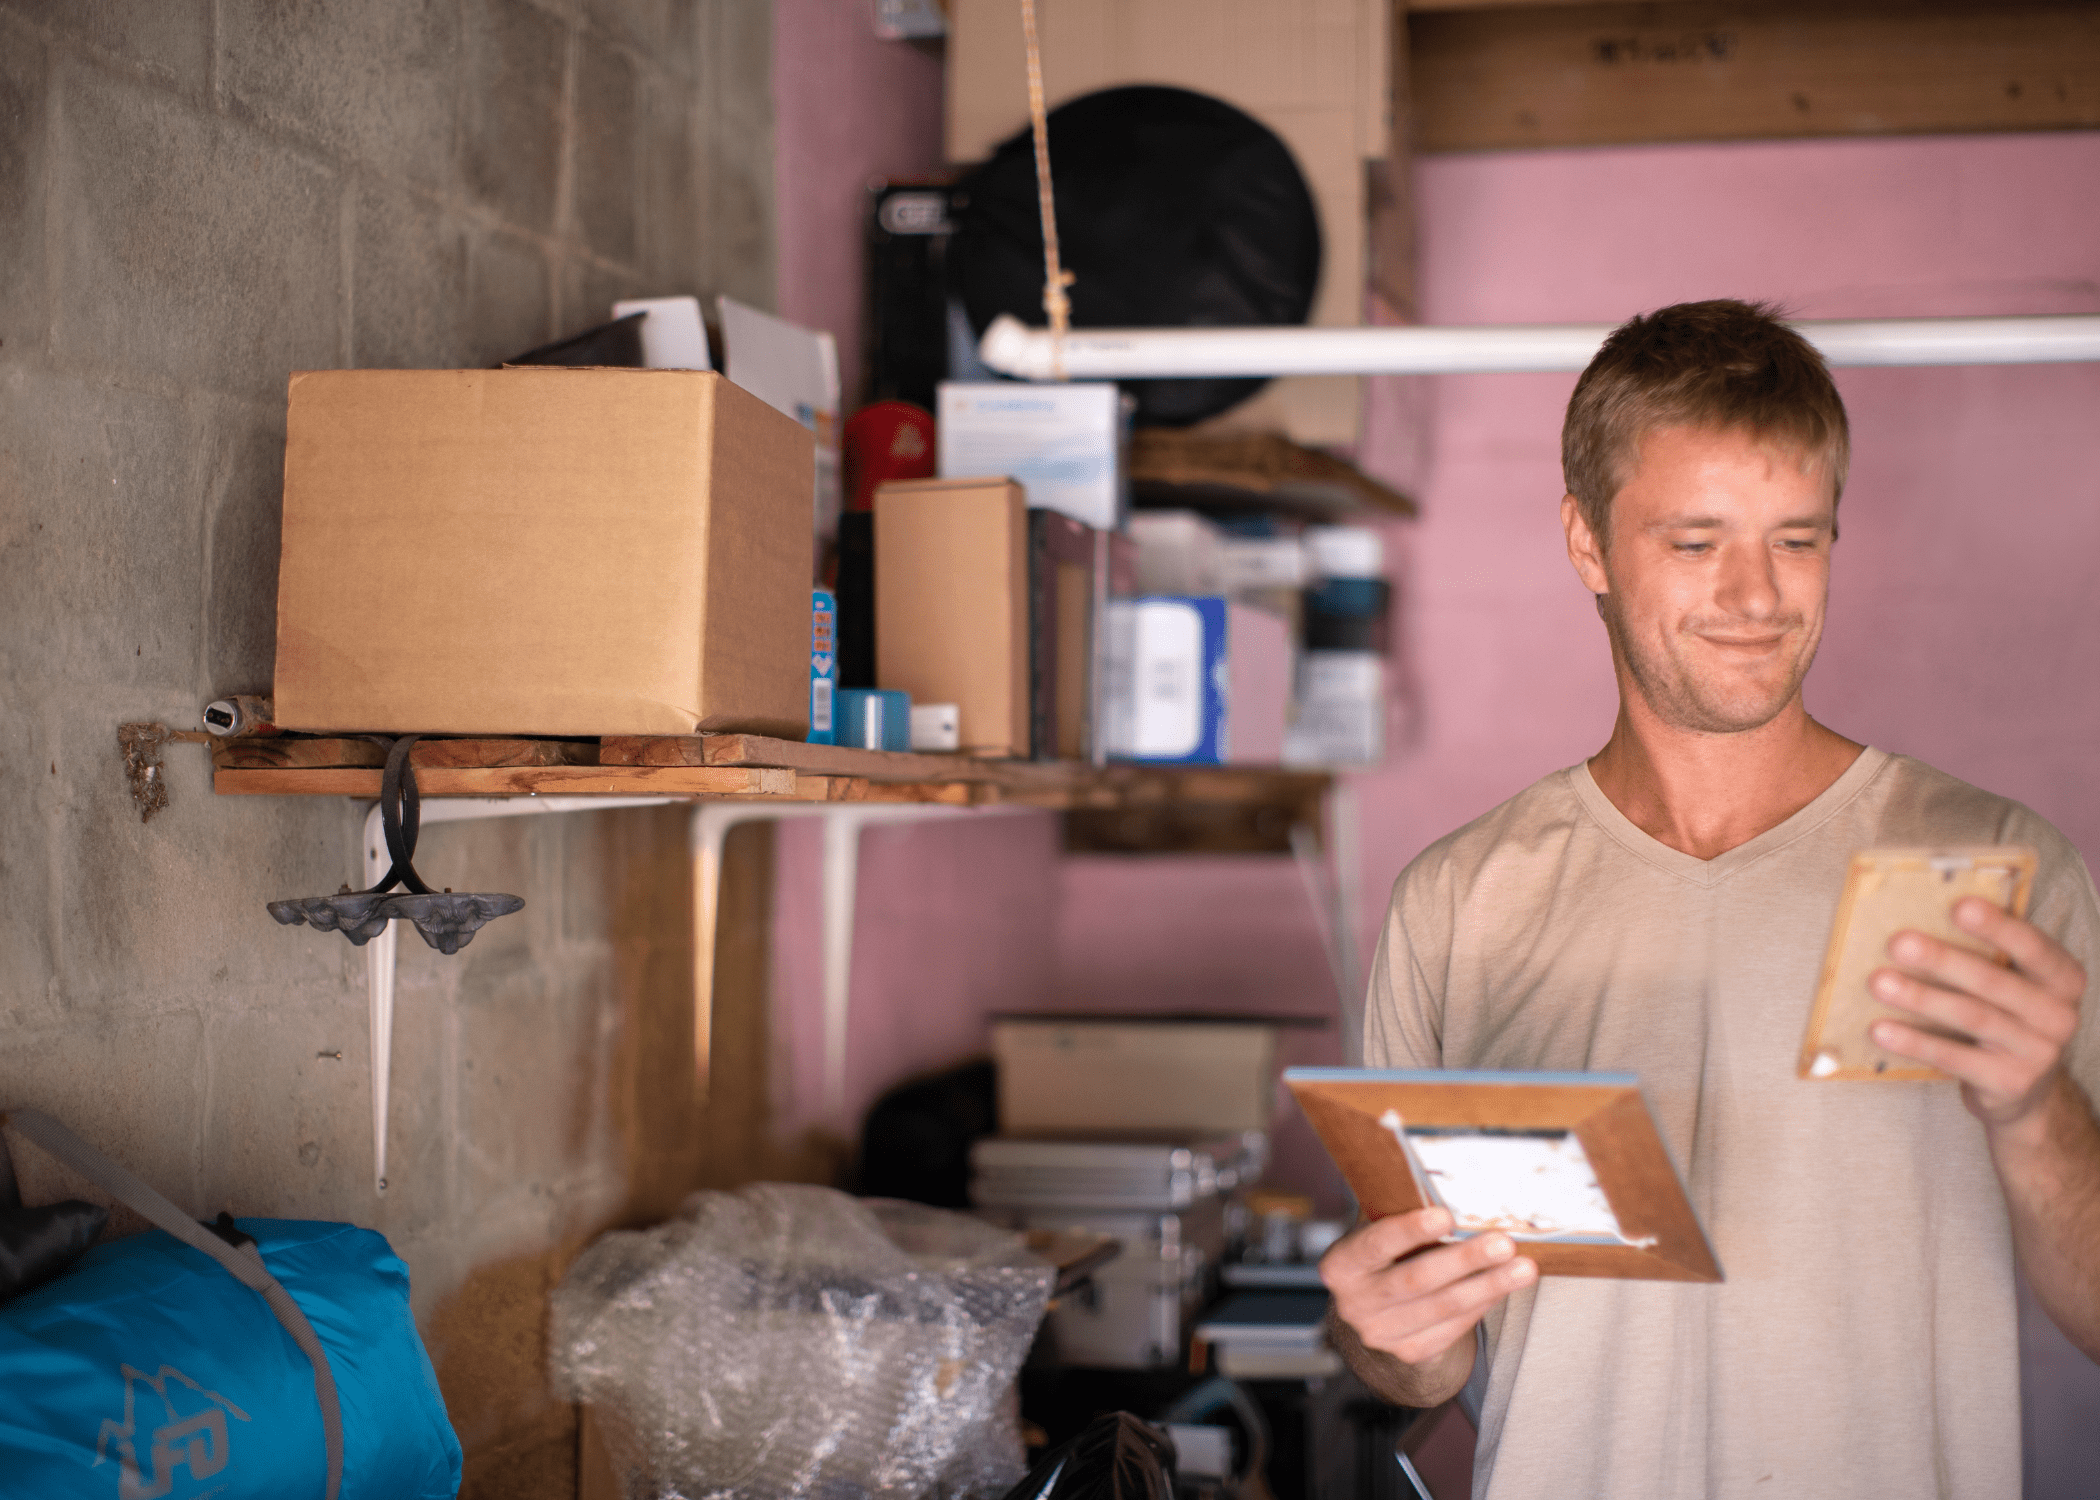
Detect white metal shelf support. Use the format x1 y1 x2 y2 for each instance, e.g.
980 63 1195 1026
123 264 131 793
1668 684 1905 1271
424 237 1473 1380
1289 779 1363 1063
360 785 1351 1192
360 796 674 1193
359 793 1038 1193
689 801 1039 1126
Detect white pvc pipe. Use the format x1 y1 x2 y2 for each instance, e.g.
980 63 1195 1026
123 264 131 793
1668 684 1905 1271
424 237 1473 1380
976 312 2100 381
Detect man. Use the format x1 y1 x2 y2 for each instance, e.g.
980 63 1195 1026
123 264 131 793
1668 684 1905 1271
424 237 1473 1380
1324 300 2100 1497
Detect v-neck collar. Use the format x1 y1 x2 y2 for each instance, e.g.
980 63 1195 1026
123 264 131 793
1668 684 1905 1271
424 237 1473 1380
1568 745 1891 887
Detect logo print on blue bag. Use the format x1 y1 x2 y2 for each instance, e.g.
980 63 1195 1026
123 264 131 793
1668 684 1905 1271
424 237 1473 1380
94 1363 252 1500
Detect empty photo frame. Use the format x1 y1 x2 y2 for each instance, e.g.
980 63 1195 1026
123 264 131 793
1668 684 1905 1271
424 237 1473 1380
1799 846 2037 1082
1284 1068 1721 1282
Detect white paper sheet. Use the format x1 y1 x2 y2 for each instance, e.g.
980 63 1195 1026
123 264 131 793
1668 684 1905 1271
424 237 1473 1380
612 296 714 370
718 297 841 547
1379 1109 1641 1243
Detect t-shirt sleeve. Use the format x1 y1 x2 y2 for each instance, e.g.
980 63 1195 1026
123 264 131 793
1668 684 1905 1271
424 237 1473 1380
1362 871 1447 1070
2022 820 2100 1106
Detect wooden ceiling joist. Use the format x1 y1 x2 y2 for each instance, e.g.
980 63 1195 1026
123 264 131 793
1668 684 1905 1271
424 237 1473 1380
1408 1 2100 153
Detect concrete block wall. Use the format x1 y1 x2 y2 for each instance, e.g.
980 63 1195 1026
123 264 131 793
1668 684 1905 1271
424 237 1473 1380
0 3 781 1495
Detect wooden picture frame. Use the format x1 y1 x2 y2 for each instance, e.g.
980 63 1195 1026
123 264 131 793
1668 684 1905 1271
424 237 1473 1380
1284 1067 1721 1282
1798 846 2036 1082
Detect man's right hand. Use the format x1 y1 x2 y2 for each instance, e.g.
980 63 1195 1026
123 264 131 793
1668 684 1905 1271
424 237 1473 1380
1320 1207 1538 1407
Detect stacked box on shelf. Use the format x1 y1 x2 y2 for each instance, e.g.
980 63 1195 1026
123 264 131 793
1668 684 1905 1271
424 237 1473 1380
873 477 1031 758
273 368 814 739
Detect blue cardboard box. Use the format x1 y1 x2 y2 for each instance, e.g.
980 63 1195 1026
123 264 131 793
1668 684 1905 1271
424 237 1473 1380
810 587 838 745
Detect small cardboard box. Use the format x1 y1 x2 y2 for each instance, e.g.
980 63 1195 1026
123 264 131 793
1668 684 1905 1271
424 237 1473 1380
993 1016 1279 1137
874 476 1030 757
273 368 813 737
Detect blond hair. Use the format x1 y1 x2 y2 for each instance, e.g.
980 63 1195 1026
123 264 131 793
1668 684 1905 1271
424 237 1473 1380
1563 299 1850 544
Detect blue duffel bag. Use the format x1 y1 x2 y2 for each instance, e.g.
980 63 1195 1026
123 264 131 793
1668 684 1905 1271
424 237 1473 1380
0 1109 461 1500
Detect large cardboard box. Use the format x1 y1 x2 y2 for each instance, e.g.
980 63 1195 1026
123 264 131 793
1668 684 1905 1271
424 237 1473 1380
873 476 1030 757
273 368 813 737
993 1016 1279 1137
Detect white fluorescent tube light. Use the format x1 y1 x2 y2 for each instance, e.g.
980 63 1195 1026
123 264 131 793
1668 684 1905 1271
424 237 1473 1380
976 312 2100 381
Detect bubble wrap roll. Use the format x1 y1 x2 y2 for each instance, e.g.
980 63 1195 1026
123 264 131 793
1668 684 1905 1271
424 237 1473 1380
550 1183 1055 1499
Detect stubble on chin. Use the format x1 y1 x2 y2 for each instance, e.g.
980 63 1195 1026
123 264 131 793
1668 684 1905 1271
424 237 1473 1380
1598 597 1818 735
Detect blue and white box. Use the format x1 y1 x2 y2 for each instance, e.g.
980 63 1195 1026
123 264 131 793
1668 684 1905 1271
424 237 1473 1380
809 587 837 745
1101 596 1228 765
936 381 1123 531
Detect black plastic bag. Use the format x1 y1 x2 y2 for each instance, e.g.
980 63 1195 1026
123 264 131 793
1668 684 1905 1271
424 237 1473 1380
503 310 646 368
953 85 1322 428
858 1058 997 1207
0 1127 105 1304
1001 1412 1178 1500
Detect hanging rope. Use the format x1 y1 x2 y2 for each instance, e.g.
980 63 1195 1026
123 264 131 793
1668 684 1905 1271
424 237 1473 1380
1020 0 1073 380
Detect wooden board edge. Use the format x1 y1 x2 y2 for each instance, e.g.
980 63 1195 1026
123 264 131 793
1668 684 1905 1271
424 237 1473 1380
1292 1085 1428 1223
215 765 800 799
1573 1091 1723 1283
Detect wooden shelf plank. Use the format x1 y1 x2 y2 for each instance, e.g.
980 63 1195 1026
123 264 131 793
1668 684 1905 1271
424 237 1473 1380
209 736 594 772
791 775 987 805
613 734 1330 800
604 732 1017 783
208 733 1335 816
214 765 797 799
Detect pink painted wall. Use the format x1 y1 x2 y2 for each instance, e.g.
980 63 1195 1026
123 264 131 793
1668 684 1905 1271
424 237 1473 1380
770 19 2100 1176
1353 130 2100 928
770 813 1064 1141
772 0 945 407
1058 129 2100 1492
1064 129 2100 1057
769 3 1003 1147
771 22 2100 1474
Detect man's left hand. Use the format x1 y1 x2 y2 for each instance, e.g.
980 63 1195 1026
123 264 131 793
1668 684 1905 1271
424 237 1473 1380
1871 898 2085 1130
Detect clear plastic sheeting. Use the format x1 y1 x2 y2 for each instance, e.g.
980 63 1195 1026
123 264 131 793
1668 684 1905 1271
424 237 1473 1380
550 1184 1055 1500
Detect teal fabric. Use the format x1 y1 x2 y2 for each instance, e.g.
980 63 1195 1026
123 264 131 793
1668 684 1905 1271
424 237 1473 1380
0 1218 460 1499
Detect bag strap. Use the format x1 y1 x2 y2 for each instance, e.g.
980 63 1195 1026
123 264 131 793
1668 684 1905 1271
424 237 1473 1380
1 1109 344 1500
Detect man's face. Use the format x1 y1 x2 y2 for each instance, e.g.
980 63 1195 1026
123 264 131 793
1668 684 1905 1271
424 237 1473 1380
1564 424 1837 735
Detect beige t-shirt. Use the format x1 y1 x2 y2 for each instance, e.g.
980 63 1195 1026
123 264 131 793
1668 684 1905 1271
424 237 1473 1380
1365 748 2100 1500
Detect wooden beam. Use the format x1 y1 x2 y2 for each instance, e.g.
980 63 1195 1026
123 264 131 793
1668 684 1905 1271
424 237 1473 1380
213 764 797 798
1064 800 1317 855
211 750 1335 842
1412 0 1684 9
406 738 597 769
790 775 986 804
211 737 386 771
208 736 595 771
602 732 1006 783
1412 1 2100 153
1368 1 1419 320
